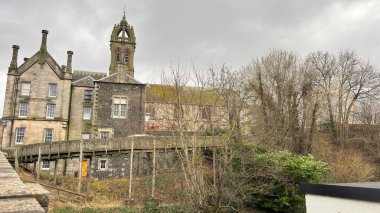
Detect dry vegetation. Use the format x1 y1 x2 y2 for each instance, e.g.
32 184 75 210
311 132 378 183
19 170 190 211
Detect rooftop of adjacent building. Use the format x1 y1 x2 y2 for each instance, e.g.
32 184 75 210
72 70 107 81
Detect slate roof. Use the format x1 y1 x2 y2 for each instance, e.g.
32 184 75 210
72 76 95 87
96 72 145 85
72 70 107 81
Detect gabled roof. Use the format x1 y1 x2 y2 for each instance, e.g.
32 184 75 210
96 72 145 85
17 51 65 79
72 70 106 81
72 76 95 87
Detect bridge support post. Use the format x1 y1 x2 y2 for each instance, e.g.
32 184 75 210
33 162 36 178
77 140 83 194
86 156 92 198
53 159 58 186
37 147 41 183
151 139 156 198
128 138 134 200
213 146 217 189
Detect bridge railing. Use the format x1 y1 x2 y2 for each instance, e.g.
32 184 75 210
11 135 222 159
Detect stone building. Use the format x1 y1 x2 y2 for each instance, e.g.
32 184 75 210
1 13 145 148
0 13 228 178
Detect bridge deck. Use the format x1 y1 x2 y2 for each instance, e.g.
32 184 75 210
5 135 221 163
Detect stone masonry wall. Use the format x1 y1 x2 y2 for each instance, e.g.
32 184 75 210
91 151 178 179
93 82 145 138
2 62 71 147
68 86 94 140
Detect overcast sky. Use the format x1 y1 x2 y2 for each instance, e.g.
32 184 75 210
1 0 380 117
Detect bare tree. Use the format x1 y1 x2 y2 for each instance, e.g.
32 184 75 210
245 50 318 154
307 50 380 144
354 100 380 125
306 51 339 144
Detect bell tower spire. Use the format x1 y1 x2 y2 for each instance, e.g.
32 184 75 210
109 11 136 77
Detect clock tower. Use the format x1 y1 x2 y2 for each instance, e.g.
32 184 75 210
109 12 136 77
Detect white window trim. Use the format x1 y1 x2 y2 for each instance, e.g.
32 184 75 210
15 128 25 145
112 96 127 119
41 160 50 170
98 128 113 139
46 104 55 119
18 103 28 118
81 133 90 140
48 84 57 97
44 128 53 143
100 131 110 139
21 83 31 96
98 158 108 171
82 107 92 120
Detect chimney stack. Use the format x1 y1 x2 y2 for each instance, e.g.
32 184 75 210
9 45 19 72
41 30 48 50
66 51 73 73
39 30 48 64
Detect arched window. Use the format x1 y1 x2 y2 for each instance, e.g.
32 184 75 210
116 49 121 63
124 51 129 64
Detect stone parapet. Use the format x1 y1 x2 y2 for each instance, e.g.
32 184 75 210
0 151 47 213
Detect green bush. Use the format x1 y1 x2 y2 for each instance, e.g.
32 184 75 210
243 150 330 213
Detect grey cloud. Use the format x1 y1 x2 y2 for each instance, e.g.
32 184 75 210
1 0 380 116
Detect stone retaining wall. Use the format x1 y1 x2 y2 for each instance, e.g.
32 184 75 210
0 151 49 213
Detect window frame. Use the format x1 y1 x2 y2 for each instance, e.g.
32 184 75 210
201 106 211 120
44 128 53 143
82 107 92 120
84 90 93 101
15 128 25 145
98 158 108 171
116 48 121 63
146 105 155 119
46 104 56 119
48 84 57 97
81 133 90 140
21 82 31 96
112 96 127 119
41 160 50 170
18 102 28 118
124 51 129 64
100 131 110 139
